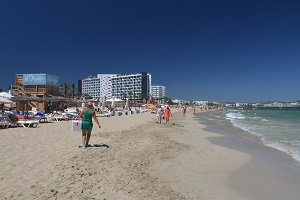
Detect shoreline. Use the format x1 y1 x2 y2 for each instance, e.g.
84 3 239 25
195 111 300 199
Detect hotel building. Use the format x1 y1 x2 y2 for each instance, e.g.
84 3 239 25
81 74 118 101
111 72 152 102
151 85 166 104
80 72 152 103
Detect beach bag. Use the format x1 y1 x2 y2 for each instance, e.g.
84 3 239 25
72 120 82 132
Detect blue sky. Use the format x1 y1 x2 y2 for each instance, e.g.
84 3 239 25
1 0 300 102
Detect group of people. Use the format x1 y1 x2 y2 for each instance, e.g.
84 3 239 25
78 102 174 149
156 105 171 123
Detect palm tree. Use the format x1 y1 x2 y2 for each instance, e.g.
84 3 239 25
122 92 127 100
70 83 77 97
60 83 69 96
128 91 133 100
163 96 168 105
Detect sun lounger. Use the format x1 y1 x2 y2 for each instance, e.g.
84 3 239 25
33 115 48 122
0 121 10 128
104 112 112 117
52 115 68 121
47 113 68 121
17 120 39 128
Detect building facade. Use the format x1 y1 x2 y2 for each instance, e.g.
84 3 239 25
11 73 62 111
81 76 101 100
97 74 118 100
81 74 118 101
151 85 166 99
111 72 151 102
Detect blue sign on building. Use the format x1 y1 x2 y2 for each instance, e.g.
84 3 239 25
23 74 59 86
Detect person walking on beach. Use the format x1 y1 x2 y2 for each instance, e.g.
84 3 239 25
183 106 187 116
79 102 101 149
165 106 171 123
156 105 163 123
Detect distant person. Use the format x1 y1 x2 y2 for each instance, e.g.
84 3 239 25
71 108 80 120
63 103 68 111
156 105 163 123
183 106 187 115
79 102 101 149
48 101 53 113
165 106 171 123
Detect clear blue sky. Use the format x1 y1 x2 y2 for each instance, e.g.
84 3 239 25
1 0 300 103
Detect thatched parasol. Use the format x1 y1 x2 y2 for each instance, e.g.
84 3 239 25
11 95 47 112
11 95 46 102
44 95 70 111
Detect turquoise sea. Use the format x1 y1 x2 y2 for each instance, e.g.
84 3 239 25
196 107 300 162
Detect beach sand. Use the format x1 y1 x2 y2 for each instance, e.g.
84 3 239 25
0 110 299 199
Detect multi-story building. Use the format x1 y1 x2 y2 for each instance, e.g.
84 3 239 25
81 74 118 101
111 72 151 102
81 75 100 100
151 85 166 104
97 74 118 100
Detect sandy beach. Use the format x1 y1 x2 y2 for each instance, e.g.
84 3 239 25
1 109 300 200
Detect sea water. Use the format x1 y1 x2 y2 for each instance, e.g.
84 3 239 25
196 107 300 162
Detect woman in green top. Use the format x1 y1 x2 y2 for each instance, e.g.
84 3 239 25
79 102 101 149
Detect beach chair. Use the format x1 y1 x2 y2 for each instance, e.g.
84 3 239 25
52 114 69 121
0 121 10 128
17 120 39 128
6 113 19 127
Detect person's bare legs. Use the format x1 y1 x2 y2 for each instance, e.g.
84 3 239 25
86 130 92 146
82 130 87 147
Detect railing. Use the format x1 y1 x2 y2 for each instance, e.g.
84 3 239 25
11 85 27 96
11 85 49 95
24 88 46 94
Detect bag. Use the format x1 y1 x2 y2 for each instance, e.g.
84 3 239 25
72 120 82 132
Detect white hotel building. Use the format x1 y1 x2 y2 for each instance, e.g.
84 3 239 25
151 85 166 104
111 72 152 102
81 74 118 101
81 72 152 102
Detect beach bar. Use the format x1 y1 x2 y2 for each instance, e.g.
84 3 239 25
11 73 64 112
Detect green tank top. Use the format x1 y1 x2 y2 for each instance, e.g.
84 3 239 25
82 107 93 122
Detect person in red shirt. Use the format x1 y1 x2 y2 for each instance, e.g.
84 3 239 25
165 106 171 123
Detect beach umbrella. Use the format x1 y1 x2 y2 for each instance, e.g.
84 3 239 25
0 92 14 99
0 97 14 104
44 95 69 102
101 96 106 111
44 95 70 111
11 95 47 102
106 97 124 108
106 97 124 102
11 95 47 112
